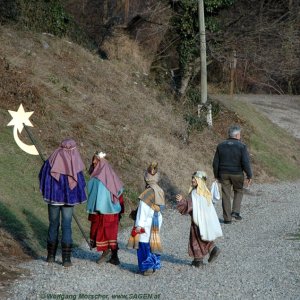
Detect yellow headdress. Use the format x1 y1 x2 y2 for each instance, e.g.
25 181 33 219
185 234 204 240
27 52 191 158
189 171 212 203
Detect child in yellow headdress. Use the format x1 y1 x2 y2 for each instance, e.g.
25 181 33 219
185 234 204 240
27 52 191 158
176 171 222 267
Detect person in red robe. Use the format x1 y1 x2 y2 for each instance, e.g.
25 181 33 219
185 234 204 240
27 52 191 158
87 151 124 265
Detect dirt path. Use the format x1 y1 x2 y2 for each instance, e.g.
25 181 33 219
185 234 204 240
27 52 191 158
234 94 300 139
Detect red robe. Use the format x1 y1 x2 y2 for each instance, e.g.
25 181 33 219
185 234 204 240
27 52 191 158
89 195 124 251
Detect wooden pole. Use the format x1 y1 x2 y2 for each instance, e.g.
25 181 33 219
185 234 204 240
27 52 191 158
198 0 207 104
230 50 237 98
124 0 129 25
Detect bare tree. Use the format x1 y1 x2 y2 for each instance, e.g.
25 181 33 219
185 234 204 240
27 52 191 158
206 0 300 94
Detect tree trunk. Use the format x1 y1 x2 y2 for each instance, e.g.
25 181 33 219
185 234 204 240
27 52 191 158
230 50 237 97
178 58 201 98
178 64 193 97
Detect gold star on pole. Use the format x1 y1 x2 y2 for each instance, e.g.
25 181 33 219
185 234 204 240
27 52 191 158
7 104 34 133
7 104 38 155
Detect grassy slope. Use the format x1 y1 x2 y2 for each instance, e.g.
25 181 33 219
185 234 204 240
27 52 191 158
0 26 299 255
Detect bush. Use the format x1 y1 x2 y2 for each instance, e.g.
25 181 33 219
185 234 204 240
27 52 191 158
0 0 96 50
184 98 221 133
18 0 69 36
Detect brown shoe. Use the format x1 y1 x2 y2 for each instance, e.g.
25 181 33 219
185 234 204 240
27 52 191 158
208 246 221 263
97 250 111 264
143 269 154 276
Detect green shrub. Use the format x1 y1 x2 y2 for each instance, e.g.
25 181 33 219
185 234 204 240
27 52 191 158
1 0 95 50
18 0 69 36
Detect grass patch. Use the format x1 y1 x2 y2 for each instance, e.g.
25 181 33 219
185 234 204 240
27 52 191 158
250 134 300 179
0 202 29 243
286 228 300 241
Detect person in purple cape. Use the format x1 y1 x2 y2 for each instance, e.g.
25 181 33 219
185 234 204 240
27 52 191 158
39 139 87 267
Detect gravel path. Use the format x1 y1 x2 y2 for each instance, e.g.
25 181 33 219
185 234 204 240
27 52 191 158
7 181 300 300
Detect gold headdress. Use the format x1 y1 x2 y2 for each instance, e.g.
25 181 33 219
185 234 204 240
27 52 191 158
189 171 212 203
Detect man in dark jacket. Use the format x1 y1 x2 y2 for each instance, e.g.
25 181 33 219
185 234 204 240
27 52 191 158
213 125 252 224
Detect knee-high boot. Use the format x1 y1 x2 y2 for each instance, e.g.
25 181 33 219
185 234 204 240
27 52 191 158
62 243 72 267
46 242 58 263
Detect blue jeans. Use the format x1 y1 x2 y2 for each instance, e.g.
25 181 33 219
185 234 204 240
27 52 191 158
47 205 73 245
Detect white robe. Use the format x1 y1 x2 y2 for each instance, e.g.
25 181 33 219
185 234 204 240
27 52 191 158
192 190 223 241
135 201 163 243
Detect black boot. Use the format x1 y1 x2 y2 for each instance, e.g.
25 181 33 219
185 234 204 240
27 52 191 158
62 243 72 267
46 242 58 263
108 249 120 265
191 258 204 268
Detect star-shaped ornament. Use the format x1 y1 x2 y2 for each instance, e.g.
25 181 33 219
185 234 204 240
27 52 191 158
7 104 34 133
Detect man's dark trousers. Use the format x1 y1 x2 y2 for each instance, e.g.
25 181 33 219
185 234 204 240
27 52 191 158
220 173 244 222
